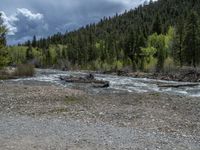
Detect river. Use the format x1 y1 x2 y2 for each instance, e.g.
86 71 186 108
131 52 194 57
6 69 200 97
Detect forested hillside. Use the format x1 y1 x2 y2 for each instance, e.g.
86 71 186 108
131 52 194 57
6 0 200 72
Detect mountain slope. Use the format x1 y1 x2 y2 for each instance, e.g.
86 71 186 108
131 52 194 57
22 0 200 70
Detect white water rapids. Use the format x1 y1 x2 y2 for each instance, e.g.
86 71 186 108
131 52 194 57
8 69 200 97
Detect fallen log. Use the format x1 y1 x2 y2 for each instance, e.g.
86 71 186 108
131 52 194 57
92 81 110 88
60 75 110 88
158 83 199 88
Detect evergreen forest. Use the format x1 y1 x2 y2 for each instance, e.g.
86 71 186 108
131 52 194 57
1 0 200 72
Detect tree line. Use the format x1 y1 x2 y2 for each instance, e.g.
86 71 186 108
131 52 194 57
1 0 200 72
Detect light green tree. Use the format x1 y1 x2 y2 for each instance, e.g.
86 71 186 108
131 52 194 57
141 33 167 72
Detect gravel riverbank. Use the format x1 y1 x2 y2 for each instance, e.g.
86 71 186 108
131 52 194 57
0 83 200 149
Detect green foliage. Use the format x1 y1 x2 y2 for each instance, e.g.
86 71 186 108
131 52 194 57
26 45 34 61
156 36 167 72
163 57 176 73
142 33 166 72
152 14 162 34
183 10 200 67
0 46 10 69
114 60 123 70
141 27 175 72
32 35 37 48
0 13 9 69
141 46 157 69
16 0 200 72
93 60 101 70
171 17 185 67
141 47 157 57
165 26 175 54
143 57 157 72
102 62 111 71
124 28 146 71
7 46 27 64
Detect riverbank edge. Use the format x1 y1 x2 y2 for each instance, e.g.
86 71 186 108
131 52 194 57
2 66 200 83
61 67 200 83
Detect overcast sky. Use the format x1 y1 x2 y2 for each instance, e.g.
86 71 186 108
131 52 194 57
0 0 150 45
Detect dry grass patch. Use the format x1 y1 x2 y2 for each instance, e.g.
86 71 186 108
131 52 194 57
14 64 35 77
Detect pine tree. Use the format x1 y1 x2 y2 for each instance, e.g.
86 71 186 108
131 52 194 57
0 13 9 68
32 35 37 48
45 50 51 66
61 47 67 59
156 35 166 72
152 14 162 34
124 28 146 71
172 17 185 67
124 30 136 70
26 40 34 61
183 11 200 67
136 29 146 70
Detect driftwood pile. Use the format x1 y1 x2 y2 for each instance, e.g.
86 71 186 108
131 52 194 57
60 74 109 88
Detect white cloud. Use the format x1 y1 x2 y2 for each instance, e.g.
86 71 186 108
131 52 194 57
0 11 17 35
17 8 43 20
13 8 48 36
2 8 48 44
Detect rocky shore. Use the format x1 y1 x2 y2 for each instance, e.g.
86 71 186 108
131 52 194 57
0 82 200 149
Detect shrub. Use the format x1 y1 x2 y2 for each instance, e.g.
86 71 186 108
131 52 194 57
143 58 157 73
14 64 35 77
164 57 176 73
93 60 101 70
101 62 111 71
113 60 123 71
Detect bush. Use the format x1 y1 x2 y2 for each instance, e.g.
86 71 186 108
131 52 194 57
164 57 176 73
93 60 101 70
101 62 111 71
14 64 35 77
113 60 123 71
143 58 157 73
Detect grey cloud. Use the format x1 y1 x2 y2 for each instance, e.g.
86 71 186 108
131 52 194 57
0 0 146 44
13 8 48 38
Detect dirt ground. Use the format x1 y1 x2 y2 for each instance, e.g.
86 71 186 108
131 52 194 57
0 83 200 150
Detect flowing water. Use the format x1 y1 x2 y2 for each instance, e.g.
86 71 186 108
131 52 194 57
6 69 200 97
